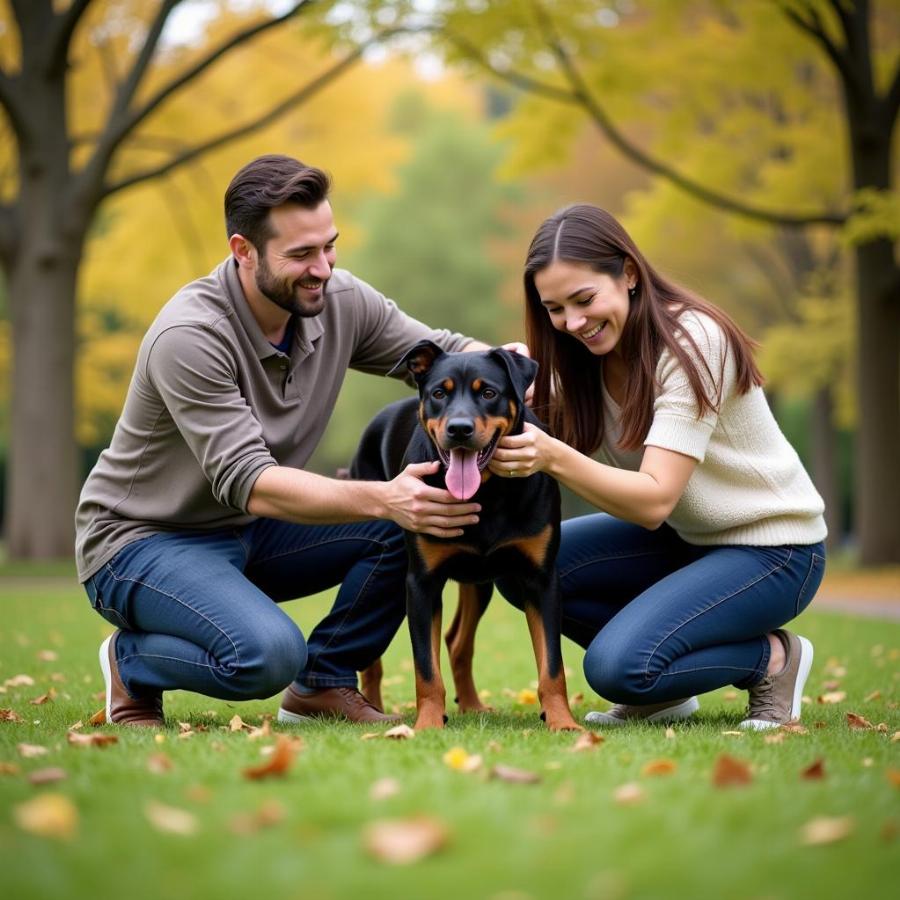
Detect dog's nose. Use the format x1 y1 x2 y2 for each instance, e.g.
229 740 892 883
446 418 475 441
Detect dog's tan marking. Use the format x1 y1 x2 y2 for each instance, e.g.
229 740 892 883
524 605 580 732
442 377 455 393
414 609 447 729
414 535 477 574
500 523 554 568
472 378 483 392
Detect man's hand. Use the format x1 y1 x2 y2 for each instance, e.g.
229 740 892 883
384 461 480 538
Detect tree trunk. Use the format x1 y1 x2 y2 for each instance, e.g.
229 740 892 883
810 387 841 552
853 235 900 564
5 236 80 558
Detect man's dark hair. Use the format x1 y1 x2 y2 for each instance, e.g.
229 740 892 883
224 154 332 250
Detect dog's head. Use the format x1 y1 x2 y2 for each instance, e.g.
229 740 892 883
391 340 538 500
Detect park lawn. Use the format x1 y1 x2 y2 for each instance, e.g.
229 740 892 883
1 577 898 900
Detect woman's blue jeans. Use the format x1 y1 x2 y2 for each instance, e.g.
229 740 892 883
547 515 825 704
83 517 407 702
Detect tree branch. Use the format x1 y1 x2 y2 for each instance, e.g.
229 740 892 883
48 0 95 76
101 36 383 198
526 2 846 228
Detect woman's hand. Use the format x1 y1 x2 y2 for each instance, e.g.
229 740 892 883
488 423 557 479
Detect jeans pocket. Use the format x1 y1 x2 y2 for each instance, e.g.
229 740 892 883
795 551 826 618
85 574 133 631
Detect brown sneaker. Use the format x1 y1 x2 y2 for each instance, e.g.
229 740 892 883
740 630 814 730
277 684 401 725
584 696 699 726
98 631 164 727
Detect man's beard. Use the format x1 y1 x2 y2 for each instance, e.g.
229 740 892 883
255 255 329 318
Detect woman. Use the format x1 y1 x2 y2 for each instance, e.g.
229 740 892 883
491 205 826 729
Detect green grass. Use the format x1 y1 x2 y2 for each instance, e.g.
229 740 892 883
1 577 898 900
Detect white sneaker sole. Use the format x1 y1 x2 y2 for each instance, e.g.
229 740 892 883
277 707 315 724
584 696 700 726
99 634 114 724
740 635 814 730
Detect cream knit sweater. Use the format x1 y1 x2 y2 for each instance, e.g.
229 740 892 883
598 311 827 547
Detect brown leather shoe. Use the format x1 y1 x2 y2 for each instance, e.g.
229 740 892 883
277 684 401 724
98 631 164 727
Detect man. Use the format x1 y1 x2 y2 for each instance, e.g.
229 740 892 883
76 154 496 727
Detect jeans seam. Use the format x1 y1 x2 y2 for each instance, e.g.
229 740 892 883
104 563 242 668
118 652 219 670
643 548 793 685
795 551 822 618
301 539 387 680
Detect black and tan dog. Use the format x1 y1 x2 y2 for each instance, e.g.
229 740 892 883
351 340 579 731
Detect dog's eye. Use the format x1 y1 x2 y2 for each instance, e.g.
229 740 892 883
481 388 497 399
431 388 445 400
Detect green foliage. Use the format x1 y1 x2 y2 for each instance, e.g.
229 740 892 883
843 189 900 246
0 582 898 899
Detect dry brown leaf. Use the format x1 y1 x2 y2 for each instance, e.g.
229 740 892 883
27 767 68 786
66 731 118 748
863 690 882 702
818 691 847 705
890 731 900 743
612 782 645 806
242 735 297 780
30 689 57 706
800 815 854 846
228 714 247 732
489 764 541 784
0 762 21 775
369 777 401 801
712 754 753 787
571 731 605 752
68 720 84 731
383 724 415 740
37 650 59 662
147 752 173 774
801 758 826 780
178 721 193 733
88 708 106 726
641 758 678 777
846 712 875 730
363 816 449 865
13 793 78 839
886 769 900 789
5 674 36 688
246 720 272 740
144 800 198 836
17 743 48 758
780 722 808 734
1 708 23 722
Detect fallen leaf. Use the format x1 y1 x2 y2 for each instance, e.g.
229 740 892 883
822 679 842 691
1 708 23 722
30 689 57 706
641 758 678 777
369 777 401 801
88 708 106 726
37 650 58 662
571 731 604 752
764 732 786 744
66 731 118 748
228 714 246 732
886 769 900 789
13 793 78 839
712 754 753 787
722 690 739 702
818 691 846 705
664 727 676 740
27 767 68 786
68 720 84 731
846 712 875 730
489 764 541 784
229 799 286 835
178 721 192 733
363 816 449 865
612 782 645 806
780 722 808 734
4 675 36 688
800 815 854 846
17 743 48 758
147 752 173 774
242 735 297 780
144 800 198 836
442 746 482 772
891 732 900 743
383 724 415 740
801 759 826 780
0 762 21 775
864 690 882 702
360 732 381 741
516 689 538 705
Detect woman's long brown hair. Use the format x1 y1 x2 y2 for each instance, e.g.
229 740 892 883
524 204 763 453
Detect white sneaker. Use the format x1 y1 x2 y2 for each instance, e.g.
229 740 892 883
585 696 700 726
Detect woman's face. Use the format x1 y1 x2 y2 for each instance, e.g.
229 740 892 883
533 259 635 357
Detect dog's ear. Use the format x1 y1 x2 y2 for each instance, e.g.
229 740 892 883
488 347 538 401
388 340 445 381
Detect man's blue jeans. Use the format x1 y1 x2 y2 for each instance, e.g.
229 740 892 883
83 517 407 702
541 515 825 703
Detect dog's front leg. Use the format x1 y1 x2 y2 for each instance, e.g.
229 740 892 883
521 572 581 732
407 570 447 730
445 582 493 713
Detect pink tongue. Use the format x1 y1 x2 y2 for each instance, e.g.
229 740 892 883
445 448 480 500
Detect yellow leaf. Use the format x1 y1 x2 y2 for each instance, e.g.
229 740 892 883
14 793 78 840
442 746 482 772
516 689 538 705
144 801 198 837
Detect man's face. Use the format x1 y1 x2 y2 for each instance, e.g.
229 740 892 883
254 201 338 318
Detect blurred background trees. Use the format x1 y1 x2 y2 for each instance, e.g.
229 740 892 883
0 0 896 563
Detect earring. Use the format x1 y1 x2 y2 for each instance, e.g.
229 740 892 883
628 285 637 299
